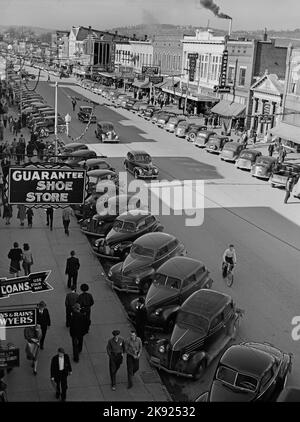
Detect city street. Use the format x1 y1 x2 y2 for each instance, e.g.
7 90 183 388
29 77 300 400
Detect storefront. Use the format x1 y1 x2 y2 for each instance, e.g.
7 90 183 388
132 78 151 99
269 122 300 153
210 99 246 132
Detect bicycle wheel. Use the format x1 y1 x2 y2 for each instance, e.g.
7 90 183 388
226 272 234 287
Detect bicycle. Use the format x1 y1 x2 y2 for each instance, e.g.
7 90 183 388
222 261 234 287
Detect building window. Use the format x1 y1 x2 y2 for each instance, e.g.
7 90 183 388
227 65 235 84
238 67 246 86
178 55 181 71
173 55 176 70
199 54 209 79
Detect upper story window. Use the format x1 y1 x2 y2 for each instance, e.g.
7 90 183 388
227 65 235 84
238 67 247 86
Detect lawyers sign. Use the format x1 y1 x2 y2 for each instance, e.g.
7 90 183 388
0 307 37 328
8 166 87 206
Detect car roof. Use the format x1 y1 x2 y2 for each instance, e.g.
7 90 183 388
130 150 150 156
157 257 204 279
257 155 277 162
117 209 151 222
97 121 114 126
78 158 108 165
133 232 176 249
69 149 95 157
87 169 115 177
181 289 231 318
80 105 92 109
240 149 261 155
63 142 87 149
219 343 274 377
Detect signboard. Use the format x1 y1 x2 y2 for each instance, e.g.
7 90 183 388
142 66 159 76
149 76 163 84
0 307 37 328
122 72 135 79
110 42 116 72
188 54 198 83
0 347 20 368
7 165 87 206
219 49 229 88
0 271 52 299
214 85 231 93
137 74 146 81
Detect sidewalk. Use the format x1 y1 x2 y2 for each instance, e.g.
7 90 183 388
0 113 171 402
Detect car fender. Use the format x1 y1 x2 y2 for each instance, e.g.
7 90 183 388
114 240 133 253
162 305 181 322
134 167 143 175
189 351 206 368
154 223 164 232
139 268 155 282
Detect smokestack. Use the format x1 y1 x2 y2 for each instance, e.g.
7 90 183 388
263 28 268 41
228 19 232 37
200 0 232 20
145 34 148 41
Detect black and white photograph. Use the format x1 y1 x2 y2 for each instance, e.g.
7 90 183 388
1 0 300 409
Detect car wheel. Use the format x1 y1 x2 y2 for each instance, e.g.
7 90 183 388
193 359 207 381
139 280 151 295
134 170 140 179
163 317 175 333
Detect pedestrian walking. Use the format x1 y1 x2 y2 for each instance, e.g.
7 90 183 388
107 330 125 391
48 74 51 82
22 243 33 275
8 115 13 133
62 206 72 235
134 297 147 344
71 98 77 112
252 131 257 145
278 147 287 164
284 175 295 204
65 288 79 327
50 348 72 401
36 301 51 349
17 204 26 226
69 303 86 362
18 134 26 162
15 141 23 165
2 113 7 129
3 202 12 225
8 242 23 277
65 251 80 289
125 330 142 389
268 143 274 157
24 324 42 375
46 206 54 230
77 284 94 334
26 140 35 161
13 118 19 136
26 207 34 228
10 138 17 160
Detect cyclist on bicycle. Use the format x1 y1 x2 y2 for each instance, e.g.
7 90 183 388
222 244 237 276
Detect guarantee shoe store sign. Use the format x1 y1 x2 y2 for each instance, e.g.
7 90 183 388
7 164 88 207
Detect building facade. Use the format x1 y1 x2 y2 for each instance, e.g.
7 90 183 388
152 34 183 76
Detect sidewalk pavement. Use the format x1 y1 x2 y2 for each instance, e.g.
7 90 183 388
0 112 171 402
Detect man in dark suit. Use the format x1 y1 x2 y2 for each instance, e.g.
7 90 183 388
65 288 79 327
36 301 51 350
50 347 72 401
69 303 86 362
65 250 80 289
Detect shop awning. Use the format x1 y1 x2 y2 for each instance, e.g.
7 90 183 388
210 100 246 117
97 71 117 79
132 79 150 89
270 122 300 144
154 80 168 89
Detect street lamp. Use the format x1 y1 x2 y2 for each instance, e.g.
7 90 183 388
65 113 71 137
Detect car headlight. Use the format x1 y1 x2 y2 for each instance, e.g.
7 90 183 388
153 168 158 174
114 245 119 251
94 240 100 247
158 345 165 354
135 276 140 284
182 353 189 361
154 308 162 316
108 269 112 277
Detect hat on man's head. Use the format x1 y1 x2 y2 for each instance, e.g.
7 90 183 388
58 347 65 354
112 330 120 336
80 283 89 292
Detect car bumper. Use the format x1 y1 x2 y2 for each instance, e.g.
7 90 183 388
252 171 269 179
80 228 105 237
92 247 121 261
149 357 193 378
106 277 140 293
137 173 158 179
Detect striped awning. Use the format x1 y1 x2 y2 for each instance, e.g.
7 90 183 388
270 122 300 145
210 100 246 117
132 79 150 89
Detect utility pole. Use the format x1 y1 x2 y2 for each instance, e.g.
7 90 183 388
54 81 58 161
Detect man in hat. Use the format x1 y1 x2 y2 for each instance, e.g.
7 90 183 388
69 303 86 362
65 250 80 290
65 288 79 327
50 347 72 401
125 330 142 389
36 301 51 350
77 284 94 334
106 330 125 391
135 297 147 344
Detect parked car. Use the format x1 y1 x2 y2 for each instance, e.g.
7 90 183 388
149 290 243 379
120 96 132 108
142 106 160 120
132 101 148 113
93 210 163 261
124 150 159 179
197 342 292 402
59 143 88 158
107 233 187 294
235 149 262 171
80 193 142 237
277 388 300 402
151 110 165 125
175 121 194 138
205 136 230 154
220 142 245 162
157 112 176 128
187 126 210 143
87 169 117 193
32 116 65 134
292 176 300 199
64 149 97 166
165 116 186 133
124 98 136 111
95 121 119 143
269 162 300 188
78 106 97 123
73 192 102 220
129 257 213 332
136 102 149 116
251 156 277 179
78 158 113 172
194 130 216 147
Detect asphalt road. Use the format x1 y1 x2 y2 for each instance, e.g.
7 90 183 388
34 79 300 401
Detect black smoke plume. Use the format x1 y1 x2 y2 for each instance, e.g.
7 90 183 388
200 0 232 19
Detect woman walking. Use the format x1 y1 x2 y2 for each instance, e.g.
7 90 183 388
3 202 13 225
8 242 23 277
17 204 26 226
22 243 33 275
26 208 34 228
24 325 42 375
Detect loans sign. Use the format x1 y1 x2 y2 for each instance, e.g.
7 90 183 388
8 166 87 206
0 307 37 328
0 271 53 299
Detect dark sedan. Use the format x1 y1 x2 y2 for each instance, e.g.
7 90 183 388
77 106 97 123
124 150 159 179
270 163 300 188
251 156 277 180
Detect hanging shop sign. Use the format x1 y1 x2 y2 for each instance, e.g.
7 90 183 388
219 49 228 88
142 66 160 76
0 306 37 328
7 164 88 206
0 345 20 368
0 271 53 299
188 53 198 83
149 76 163 84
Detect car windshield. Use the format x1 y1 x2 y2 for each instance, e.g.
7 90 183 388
81 107 92 112
176 311 209 332
216 366 258 392
239 151 256 160
223 143 238 151
135 154 151 163
103 124 114 131
168 117 178 124
131 244 155 258
113 220 136 232
178 121 188 127
154 274 181 289
256 157 273 166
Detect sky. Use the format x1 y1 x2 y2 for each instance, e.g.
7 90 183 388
0 0 300 32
